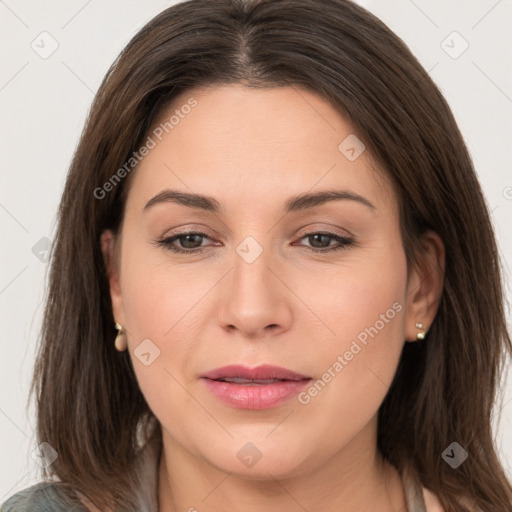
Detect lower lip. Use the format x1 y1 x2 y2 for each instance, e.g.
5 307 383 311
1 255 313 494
201 378 311 409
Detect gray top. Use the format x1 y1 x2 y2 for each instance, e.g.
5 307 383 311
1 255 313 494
1 440 431 511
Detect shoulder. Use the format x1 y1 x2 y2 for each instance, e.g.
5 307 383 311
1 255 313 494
1 437 161 512
0 482 89 512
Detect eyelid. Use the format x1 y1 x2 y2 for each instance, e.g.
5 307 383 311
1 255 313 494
295 224 352 239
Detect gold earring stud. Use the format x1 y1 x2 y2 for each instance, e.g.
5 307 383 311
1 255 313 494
415 322 426 341
114 322 127 352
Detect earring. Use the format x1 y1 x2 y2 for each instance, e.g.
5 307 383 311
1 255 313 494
114 322 127 352
415 322 426 341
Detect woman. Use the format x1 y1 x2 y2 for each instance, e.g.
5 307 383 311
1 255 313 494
2 0 511 511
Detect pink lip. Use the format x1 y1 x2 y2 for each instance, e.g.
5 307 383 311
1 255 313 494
200 364 312 409
201 364 310 381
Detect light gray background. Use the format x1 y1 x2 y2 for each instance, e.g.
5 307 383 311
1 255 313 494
1 0 511 502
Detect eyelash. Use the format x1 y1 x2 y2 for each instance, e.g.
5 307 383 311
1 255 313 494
154 231 354 254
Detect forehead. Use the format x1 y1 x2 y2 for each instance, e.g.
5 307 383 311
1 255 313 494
125 84 395 217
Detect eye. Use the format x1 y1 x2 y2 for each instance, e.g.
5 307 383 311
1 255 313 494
154 231 213 254
154 230 354 255
295 232 354 253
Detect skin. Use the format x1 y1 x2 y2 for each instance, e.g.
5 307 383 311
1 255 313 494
101 84 445 512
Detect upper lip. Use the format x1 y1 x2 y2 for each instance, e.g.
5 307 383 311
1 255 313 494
201 364 311 381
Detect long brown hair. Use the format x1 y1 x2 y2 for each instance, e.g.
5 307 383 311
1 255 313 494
30 0 512 510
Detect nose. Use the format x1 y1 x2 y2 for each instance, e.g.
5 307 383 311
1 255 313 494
216 246 293 339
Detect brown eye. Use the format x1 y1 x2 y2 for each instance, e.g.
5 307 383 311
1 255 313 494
297 232 354 253
174 234 205 249
156 231 212 254
155 231 354 255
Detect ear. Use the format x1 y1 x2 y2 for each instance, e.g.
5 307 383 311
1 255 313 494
404 230 445 342
100 229 125 327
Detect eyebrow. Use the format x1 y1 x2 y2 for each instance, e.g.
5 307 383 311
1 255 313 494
143 188 376 213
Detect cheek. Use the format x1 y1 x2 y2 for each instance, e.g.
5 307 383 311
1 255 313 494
118 249 200 431
295 247 408 433
118 235 207 341
117 240 215 411
296 247 407 349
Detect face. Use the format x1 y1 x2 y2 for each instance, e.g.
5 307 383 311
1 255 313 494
102 84 438 480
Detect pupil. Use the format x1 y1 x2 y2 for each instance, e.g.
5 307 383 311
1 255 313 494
182 234 201 248
310 234 329 248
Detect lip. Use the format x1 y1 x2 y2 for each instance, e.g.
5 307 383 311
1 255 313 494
200 364 310 381
200 364 312 409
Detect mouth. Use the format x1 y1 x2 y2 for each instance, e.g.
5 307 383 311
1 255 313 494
200 364 312 409
201 363 311 381
211 377 295 385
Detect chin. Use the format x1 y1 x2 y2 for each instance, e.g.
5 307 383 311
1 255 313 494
202 439 311 481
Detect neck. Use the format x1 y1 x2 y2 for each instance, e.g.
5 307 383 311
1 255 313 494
157 419 406 512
